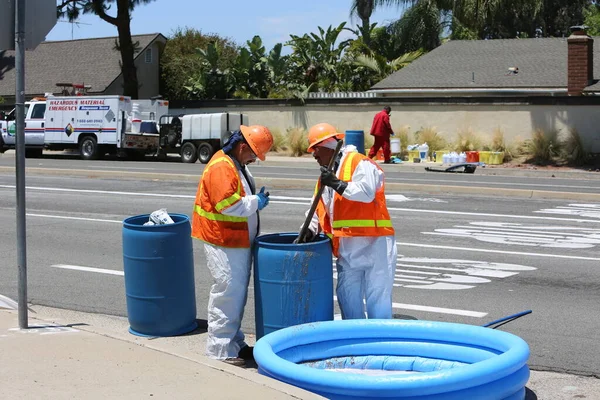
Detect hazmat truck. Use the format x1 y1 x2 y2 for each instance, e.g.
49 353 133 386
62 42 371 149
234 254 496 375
0 95 249 163
0 95 169 160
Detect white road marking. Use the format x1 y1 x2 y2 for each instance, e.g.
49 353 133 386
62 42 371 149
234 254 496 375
333 296 486 317
387 207 600 224
27 213 122 224
535 204 600 219
427 222 600 249
397 242 600 261
386 176 599 191
392 258 535 290
2 185 599 223
50 264 124 276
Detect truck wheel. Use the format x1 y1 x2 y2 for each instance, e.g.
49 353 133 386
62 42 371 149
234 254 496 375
79 136 99 160
198 143 214 164
181 142 198 163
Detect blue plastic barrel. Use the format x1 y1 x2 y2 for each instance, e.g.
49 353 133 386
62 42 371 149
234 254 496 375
122 213 197 337
253 233 333 339
345 130 365 154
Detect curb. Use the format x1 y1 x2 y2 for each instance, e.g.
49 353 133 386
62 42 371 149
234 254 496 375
1 166 598 202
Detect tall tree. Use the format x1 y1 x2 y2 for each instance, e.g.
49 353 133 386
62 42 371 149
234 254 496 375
350 0 376 47
57 0 156 99
161 28 238 100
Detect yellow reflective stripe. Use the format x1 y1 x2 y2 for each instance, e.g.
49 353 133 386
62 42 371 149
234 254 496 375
194 205 247 223
215 192 241 212
341 153 358 181
332 219 392 228
204 155 243 212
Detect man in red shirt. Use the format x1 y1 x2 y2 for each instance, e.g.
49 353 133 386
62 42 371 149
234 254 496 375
367 106 394 163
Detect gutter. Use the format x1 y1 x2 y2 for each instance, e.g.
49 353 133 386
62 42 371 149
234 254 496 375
369 88 568 96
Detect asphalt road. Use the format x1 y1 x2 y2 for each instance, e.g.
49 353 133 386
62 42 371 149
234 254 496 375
0 153 599 377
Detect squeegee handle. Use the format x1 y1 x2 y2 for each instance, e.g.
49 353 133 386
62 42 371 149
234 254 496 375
297 140 344 244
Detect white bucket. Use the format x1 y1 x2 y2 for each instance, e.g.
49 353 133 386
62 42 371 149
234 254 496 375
390 138 401 154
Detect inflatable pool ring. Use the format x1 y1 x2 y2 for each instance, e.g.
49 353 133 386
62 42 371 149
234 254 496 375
254 319 529 399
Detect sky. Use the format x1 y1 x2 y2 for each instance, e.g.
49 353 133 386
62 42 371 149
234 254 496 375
46 0 405 52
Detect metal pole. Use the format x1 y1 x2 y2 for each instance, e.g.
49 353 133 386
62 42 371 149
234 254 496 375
15 0 28 329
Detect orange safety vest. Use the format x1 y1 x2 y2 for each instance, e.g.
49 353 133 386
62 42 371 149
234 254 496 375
191 150 250 248
316 151 394 256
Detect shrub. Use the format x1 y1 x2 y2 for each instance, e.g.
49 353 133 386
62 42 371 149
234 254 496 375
562 128 589 166
455 127 483 152
395 125 413 158
268 127 287 153
364 134 374 152
525 129 562 165
287 127 309 157
491 128 514 162
415 126 446 153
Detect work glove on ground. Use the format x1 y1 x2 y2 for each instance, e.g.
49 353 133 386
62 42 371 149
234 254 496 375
320 166 347 195
257 186 270 210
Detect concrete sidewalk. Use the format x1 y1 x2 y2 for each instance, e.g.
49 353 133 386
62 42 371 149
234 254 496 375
2 305 600 400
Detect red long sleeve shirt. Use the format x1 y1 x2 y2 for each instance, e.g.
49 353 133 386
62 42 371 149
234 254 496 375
370 110 393 137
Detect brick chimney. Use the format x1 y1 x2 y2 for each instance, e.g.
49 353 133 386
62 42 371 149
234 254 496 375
568 25 594 96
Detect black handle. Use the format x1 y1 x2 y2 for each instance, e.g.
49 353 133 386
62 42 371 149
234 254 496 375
297 140 344 244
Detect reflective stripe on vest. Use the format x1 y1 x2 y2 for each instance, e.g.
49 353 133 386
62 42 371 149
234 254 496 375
194 205 247 223
191 151 250 248
332 219 393 228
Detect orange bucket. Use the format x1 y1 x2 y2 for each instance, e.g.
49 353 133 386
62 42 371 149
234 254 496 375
466 151 479 163
376 149 384 161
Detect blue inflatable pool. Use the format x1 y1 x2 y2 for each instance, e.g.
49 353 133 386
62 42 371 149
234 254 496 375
254 319 530 399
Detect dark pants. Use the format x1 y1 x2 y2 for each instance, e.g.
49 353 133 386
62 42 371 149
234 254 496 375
368 135 391 162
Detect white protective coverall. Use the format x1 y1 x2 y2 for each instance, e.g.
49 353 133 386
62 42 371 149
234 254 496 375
308 146 397 319
204 162 260 359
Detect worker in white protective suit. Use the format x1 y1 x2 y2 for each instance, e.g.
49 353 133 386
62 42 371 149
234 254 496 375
301 122 397 320
192 125 273 366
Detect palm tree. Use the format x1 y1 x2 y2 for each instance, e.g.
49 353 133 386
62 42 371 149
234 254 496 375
353 49 423 81
350 0 376 46
372 0 543 41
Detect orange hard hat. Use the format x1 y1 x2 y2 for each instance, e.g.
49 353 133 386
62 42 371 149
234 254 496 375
240 125 273 161
307 123 345 152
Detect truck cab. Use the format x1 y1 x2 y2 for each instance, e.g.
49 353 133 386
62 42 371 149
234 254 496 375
0 99 46 157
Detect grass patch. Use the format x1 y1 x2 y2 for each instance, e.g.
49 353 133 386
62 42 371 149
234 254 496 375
455 127 483 152
561 128 589 166
490 128 514 162
525 129 562 165
415 126 446 153
287 127 309 157
268 127 287 153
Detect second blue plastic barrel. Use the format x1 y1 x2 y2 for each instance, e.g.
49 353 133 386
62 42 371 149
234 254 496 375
345 130 365 154
253 233 334 339
122 213 198 337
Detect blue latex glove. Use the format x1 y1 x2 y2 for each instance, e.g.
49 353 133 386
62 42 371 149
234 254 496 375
257 186 270 210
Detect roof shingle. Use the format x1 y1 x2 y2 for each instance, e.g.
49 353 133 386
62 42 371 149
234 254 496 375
372 37 600 91
0 33 163 97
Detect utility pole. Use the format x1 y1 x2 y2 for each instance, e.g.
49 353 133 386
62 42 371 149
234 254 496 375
15 0 28 329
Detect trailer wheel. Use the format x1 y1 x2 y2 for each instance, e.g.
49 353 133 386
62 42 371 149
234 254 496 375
181 142 198 163
198 142 214 164
79 136 99 160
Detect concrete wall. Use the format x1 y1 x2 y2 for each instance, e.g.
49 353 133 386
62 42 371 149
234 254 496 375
171 101 600 152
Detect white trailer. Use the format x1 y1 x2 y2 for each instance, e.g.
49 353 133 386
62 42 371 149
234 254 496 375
158 112 249 163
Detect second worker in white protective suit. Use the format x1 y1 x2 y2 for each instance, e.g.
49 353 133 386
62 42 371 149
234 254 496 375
302 122 397 320
192 125 273 366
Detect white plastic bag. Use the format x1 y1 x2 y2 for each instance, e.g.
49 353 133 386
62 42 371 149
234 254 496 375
149 208 174 225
